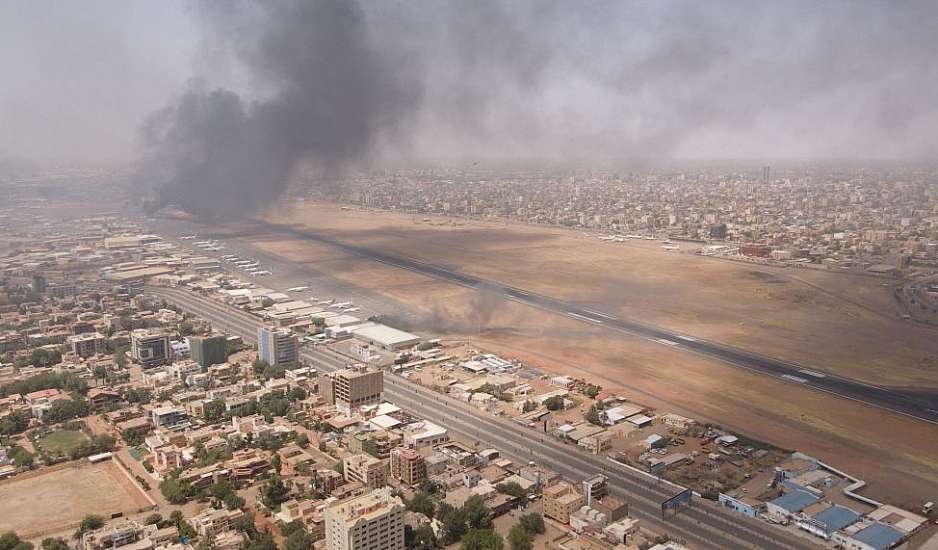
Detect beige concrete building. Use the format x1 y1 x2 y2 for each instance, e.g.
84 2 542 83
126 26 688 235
543 481 585 524
344 453 388 489
325 488 405 550
69 332 105 358
390 448 426 486
330 366 383 414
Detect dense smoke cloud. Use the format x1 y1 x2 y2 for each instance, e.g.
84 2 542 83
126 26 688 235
2 1 938 191
140 1 419 215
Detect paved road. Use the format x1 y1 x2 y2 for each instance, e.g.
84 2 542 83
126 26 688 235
246 221 938 426
149 287 823 550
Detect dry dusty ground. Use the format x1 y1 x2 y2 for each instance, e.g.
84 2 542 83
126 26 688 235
0 461 152 538
200 201 938 506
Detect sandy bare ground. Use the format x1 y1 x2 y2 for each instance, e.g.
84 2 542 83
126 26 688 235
0 461 152 538
195 201 938 506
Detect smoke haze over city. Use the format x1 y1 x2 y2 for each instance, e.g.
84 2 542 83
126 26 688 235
2 0 938 171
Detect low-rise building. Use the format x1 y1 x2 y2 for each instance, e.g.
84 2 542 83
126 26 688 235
344 453 388 489
402 421 448 452
544 481 585 524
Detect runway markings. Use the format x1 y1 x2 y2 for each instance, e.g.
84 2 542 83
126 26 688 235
656 338 679 346
676 334 698 342
798 369 827 378
782 374 808 384
566 311 603 324
584 309 617 320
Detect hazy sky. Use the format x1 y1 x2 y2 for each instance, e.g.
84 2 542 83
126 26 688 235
2 1 938 166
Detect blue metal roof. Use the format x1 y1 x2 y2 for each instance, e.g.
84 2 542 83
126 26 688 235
852 523 903 550
770 489 818 513
812 505 859 534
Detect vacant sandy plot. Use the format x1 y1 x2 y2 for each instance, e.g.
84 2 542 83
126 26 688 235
0 461 151 538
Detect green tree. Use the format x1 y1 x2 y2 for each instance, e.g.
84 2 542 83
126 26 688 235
0 532 21 550
507 525 532 550
436 502 466 545
178 322 194 337
260 475 289 510
271 454 282 474
286 387 307 402
462 494 492 530
460 529 502 550
123 387 151 404
40 538 69 550
585 404 603 426
283 528 312 550
170 510 197 540
521 400 537 413
243 531 277 550
495 482 526 499
406 491 435 519
0 412 28 436
43 399 90 423
122 429 145 447
203 399 226 423
543 396 564 411
251 359 270 377
160 476 193 504
144 514 163 526
404 524 437 550
0 533 31 550
76 515 104 537
293 433 309 448
92 365 108 383
518 514 544 535
9 446 33 468
113 348 128 369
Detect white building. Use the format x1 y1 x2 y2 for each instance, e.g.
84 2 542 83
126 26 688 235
402 421 449 451
324 488 404 550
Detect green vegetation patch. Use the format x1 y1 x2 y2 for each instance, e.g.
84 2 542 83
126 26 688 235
37 429 89 455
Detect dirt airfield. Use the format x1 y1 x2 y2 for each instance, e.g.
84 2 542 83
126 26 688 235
203 201 938 506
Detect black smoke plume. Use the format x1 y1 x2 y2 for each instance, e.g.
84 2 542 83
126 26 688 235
140 0 419 216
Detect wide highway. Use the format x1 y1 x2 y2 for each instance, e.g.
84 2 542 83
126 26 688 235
250 221 938 426
148 286 823 550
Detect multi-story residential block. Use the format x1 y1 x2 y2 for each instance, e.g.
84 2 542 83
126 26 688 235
344 453 388 489
258 326 298 366
544 481 585 524
324 488 405 550
389 448 426 486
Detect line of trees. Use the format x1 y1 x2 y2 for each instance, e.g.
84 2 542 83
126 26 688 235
0 372 87 398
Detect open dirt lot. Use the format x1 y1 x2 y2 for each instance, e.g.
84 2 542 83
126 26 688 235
0 461 152 538
190 201 938 506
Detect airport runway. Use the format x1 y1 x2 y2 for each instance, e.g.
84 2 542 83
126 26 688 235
256 220 938 425
148 286 823 550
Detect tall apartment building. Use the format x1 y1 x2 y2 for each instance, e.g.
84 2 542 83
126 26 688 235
390 448 426 486
258 326 298 366
324 488 404 550
130 329 172 368
189 334 228 368
344 453 388 489
330 366 383 415
69 332 105 358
